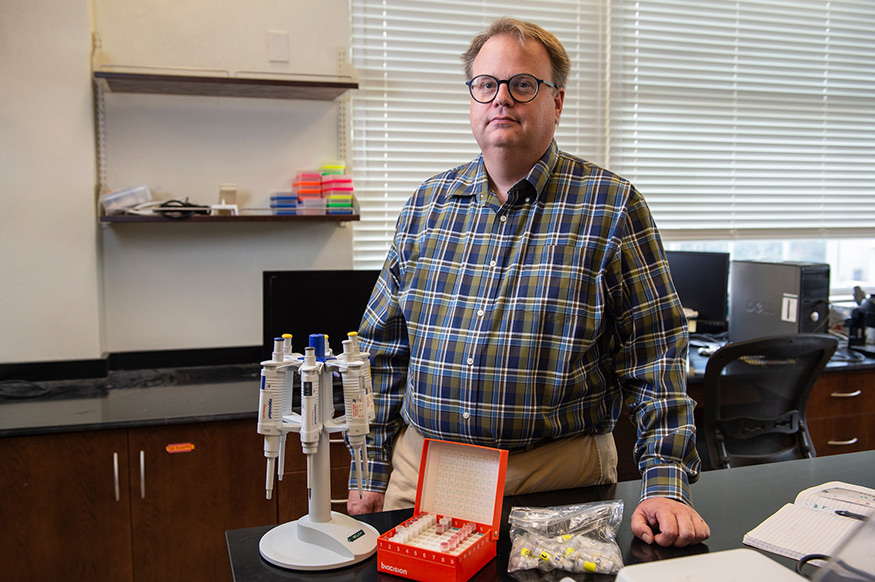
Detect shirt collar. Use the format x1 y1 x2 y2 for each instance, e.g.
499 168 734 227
456 140 559 205
524 139 559 202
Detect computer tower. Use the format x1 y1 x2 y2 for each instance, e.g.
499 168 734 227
729 260 830 342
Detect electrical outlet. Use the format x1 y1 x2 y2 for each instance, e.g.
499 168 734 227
268 30 289 63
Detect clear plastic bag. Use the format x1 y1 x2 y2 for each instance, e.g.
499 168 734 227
507 501 624 575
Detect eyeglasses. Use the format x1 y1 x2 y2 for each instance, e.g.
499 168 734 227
466 74 557 104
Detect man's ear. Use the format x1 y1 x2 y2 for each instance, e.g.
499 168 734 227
554 88 565 124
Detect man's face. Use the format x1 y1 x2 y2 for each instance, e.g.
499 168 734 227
469 34 564 159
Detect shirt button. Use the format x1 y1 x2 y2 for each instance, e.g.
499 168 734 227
462 411 471 420
525 197 531 203
499 215 508 223
489 260 497 267
477 309 485 317
467 357 474 365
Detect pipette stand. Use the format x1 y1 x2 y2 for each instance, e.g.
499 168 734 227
258 334 379 570
258 433 379 570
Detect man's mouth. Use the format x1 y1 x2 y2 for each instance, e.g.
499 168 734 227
489 115 518 125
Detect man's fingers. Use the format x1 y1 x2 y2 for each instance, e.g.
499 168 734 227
632 497 711 548
630 509 656 544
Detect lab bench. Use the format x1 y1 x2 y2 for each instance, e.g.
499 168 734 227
228 450 875 582
3 355 873 581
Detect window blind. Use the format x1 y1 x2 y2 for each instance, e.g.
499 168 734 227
349 0 875 268
609 0 875 240
349 0 604 269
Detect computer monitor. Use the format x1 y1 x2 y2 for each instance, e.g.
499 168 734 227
262 269 381 360
664 250 730 335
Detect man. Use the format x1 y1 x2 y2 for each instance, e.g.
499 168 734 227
348 17 710 548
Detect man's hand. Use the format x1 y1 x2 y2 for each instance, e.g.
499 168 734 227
631 497 710 547
347 490 385 515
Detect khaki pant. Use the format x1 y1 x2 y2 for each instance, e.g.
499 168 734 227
384 426 618 511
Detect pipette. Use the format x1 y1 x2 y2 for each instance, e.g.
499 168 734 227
299 342 324 498
257 338 288 500
276 334 300 482
347 332 376 422
337 339 368 498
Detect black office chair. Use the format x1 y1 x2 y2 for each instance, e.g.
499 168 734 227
702 333 838 470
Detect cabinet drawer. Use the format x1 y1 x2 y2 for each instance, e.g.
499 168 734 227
808 414 875 456
807 369 875 419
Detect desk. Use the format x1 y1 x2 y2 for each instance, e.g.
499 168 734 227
687 349 875 469
600 350 875 481
226 450 874 582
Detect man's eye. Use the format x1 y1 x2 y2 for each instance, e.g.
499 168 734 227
514 80 533 90
479 80 496 90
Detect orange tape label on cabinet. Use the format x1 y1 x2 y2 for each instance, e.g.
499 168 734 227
166 443 196 454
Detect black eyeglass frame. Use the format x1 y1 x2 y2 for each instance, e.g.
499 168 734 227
465 73 558 104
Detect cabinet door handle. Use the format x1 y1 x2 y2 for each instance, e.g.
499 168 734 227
139 450 146 499
827 437 859 446
830 390 862 398
113 452 120 502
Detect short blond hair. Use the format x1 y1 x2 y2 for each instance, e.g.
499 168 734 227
461 17 571 89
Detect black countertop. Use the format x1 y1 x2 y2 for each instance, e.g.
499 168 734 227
227 450 875 582
4 346 872 439
0 364 262 437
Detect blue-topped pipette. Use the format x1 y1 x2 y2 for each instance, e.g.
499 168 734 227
300 337 327 498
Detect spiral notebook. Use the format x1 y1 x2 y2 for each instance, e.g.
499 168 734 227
743 481 874 560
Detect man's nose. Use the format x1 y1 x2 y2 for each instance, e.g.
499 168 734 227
494 81 514 105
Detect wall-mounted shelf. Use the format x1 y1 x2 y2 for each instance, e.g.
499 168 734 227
93 70 358 100
93 66 360 227
99 212 359 224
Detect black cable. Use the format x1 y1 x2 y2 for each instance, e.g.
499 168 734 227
796 553 831 576
154 199 210 219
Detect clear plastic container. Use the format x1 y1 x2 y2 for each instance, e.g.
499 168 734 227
99 185 152 215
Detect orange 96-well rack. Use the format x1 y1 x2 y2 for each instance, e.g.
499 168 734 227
377 439 509 582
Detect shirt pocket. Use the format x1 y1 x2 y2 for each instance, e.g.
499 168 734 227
517 245 601 339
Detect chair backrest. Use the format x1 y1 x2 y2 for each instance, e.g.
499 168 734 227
703 333 838 469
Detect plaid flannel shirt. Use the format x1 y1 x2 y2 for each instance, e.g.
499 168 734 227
355 140 701 505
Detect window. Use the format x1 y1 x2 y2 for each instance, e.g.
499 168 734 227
609 0 875 238
349 0 875 286
349 0 603 268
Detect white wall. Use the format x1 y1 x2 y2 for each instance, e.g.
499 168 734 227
0 0 355 364
101 221 352 352
0 0 102 363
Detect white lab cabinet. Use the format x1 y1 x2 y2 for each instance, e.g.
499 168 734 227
91 0 348 78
